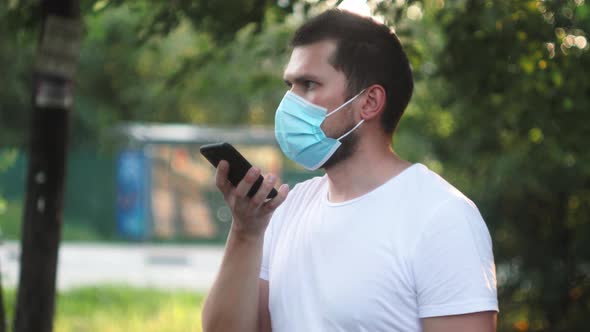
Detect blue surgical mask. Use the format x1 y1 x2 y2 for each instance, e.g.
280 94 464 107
274 89 366 170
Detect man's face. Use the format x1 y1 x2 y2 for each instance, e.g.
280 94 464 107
282 40 357 140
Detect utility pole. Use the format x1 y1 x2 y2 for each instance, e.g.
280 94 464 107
14 0 81 331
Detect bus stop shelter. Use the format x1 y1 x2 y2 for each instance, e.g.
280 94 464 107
114 123 288 242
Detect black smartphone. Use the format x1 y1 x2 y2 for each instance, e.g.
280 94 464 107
200 142 278 199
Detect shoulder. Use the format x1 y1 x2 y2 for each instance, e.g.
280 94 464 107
395 164 488 245
404 164 492 260
406 164 468 202
401 163 479 217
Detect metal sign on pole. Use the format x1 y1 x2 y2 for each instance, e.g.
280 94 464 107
34 15 82 110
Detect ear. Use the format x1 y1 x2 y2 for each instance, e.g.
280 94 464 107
358 84 386 121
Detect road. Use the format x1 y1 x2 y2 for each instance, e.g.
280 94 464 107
0 241 224 292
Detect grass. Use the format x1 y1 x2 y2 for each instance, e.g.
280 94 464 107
0 200 23 240
2 285 206 332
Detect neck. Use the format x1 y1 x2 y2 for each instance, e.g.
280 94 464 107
324 136 412 203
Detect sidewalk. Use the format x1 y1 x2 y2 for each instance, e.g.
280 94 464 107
0 241 224 292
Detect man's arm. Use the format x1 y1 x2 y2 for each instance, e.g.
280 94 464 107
422 311 497 332
258 279 271 332
201 230 264 331
201 161 287 332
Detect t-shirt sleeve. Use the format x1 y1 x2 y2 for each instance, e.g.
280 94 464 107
412 196 499 318
259 215 274 281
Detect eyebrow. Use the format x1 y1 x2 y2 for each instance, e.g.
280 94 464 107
283 74 322 86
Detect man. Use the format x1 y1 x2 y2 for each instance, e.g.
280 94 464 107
202 9 498 332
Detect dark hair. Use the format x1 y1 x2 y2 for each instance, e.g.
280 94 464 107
291 9 413 135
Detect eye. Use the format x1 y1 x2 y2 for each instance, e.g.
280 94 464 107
284 80 293 88
303 80 317 90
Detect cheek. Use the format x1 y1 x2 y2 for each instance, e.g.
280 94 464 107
320 109 344 135
310 95 340 113
306 94 324 107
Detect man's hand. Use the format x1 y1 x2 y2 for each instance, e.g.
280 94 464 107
203 161 288 332
216 160 289 239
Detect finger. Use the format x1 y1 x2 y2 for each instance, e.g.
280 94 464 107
249 173 278 207
215 160 232 195
234 166 260 199
262 183 289 211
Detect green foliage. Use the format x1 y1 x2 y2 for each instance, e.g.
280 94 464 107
3 0 290 41
126 0 291 42
0 1 291 146
0 150 19 238
3 286 205 332
434 1 590 330
0 200 22 240
167 15 295 126
0 3 35 146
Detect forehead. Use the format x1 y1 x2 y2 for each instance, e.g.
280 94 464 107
283 40 339 80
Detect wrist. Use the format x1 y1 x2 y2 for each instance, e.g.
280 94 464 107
228 224 265 244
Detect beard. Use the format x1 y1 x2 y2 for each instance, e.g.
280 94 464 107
320 124 360 170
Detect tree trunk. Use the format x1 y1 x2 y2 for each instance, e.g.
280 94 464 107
13 1 80 331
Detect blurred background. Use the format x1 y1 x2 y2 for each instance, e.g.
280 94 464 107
0 0 589 331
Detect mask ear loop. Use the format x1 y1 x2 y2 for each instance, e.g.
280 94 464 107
324 88 367 141
337 119 365 141
325 88 367 118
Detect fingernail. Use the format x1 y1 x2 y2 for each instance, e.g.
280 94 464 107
267 174 276 182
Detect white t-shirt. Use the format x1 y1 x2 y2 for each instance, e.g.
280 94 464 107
260 163 498 332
